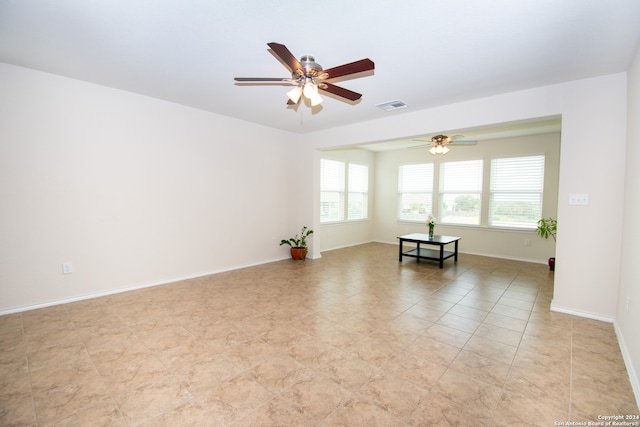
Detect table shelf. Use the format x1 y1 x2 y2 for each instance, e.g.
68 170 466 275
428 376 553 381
402 248 456 261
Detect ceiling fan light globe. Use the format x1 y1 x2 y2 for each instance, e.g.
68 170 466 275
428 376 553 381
310 93 323 106
429 146 437 155
303 81 318 98
287 86 302 103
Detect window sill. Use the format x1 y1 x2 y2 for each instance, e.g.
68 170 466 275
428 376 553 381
396 220 536 233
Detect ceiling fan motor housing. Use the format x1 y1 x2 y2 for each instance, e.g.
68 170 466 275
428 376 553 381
299 55 322 73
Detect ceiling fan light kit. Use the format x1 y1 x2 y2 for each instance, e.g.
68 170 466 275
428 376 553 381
418 134 478 156
430 144 450 155
234 43 374 107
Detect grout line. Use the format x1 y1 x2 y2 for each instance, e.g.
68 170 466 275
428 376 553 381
568 318 574 420
22 312 40 427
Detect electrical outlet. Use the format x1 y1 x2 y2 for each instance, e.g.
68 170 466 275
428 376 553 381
626 296 630 312
524 239 531 247
62 262 73 275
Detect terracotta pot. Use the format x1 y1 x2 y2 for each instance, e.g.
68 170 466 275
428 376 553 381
290 247 308 261
548 257 555 271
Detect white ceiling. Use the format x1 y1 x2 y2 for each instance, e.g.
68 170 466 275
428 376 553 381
1 0 639 135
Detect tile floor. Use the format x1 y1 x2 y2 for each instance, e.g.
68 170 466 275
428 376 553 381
1 243 638 426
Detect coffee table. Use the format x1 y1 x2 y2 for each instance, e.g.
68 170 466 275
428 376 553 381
397 233 461 268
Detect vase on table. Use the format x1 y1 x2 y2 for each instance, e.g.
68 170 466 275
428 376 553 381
428 226 434 238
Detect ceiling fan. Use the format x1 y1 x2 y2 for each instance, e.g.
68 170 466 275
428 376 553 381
412 134 478 155
234 42 374 106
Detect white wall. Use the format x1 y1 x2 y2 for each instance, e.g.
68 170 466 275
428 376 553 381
0 62 299 313
306 73 628 322
617 44 640 405
371 132 560 263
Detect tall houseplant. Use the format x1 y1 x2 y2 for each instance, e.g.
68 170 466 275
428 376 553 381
280 226 314 260
536 217 557 271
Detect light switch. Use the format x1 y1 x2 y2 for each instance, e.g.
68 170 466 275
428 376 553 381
568 193 589 205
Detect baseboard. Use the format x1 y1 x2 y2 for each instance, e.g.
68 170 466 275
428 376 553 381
0 256 291 316
613 321 640 409
549 300 615 323
319 240 378 253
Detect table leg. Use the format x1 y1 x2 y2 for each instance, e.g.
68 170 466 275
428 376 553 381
439 245 444 268
454 240 459 262
398 239 403 262
416 242 420 262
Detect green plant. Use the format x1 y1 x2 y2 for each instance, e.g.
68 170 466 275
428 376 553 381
536 218 557 241
280 226 314 248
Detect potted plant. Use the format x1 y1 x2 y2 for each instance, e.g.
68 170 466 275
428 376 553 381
536 217 557 271
280 226 314 260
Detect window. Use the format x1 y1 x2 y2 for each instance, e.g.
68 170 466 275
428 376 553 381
489 155 545 228
398 163 434 221
439 160 483 225
320 159 345 222
320 158 368 223
348 163 368 220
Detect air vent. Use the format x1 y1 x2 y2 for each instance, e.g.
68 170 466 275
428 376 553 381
376 100 408 111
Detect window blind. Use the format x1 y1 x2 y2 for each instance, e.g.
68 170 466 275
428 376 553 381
489 155 545 228
439 160 483 225
398 163 434 221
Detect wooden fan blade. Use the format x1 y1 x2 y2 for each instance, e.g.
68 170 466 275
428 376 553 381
319 82 362 101
234 77 291 82
321 59 374 80
267 42 302 73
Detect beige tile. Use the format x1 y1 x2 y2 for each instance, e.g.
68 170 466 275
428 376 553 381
231 396 311 427
433 369 502 414
321 396 401 426
43 401 127 427
473 322 523 347
112 374 194 426
424 323 472 348
0 346 28 379
176 355 243 394
137 400 219 427
447 304 489 322
463 335 517 364
503 366 570 411
382 351 448 390
490 303 531 321
405 335 462 366
279 376 352 421
449 349 512 387
436 312 481 333
249 355 315 393
320 351 385 391
359 375 427 418
483 312 528 333
0 394 37 426
492 392 568 426
31 357 111 425
408 391 492 426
